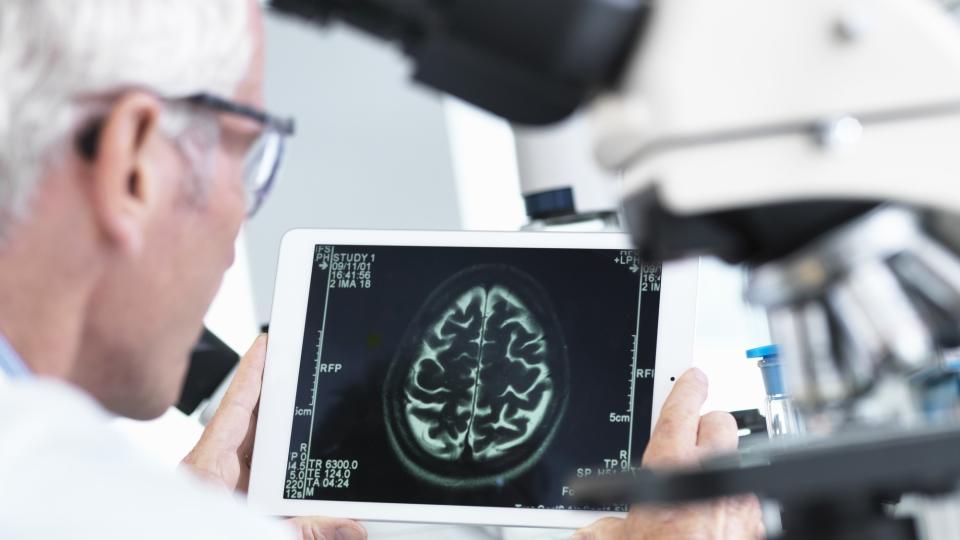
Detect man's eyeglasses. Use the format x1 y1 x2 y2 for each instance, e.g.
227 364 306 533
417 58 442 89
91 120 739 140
76 93 296 218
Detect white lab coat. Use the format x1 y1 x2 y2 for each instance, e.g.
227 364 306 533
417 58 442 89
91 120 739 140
0 374 295 540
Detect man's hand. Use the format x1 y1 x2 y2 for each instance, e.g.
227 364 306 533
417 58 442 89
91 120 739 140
286 516 366 540
573 368 764 540
182 334 268 493
181 336 367 540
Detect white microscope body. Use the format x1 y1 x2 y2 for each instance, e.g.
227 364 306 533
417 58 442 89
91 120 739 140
594 0 960 216
590 0 960 418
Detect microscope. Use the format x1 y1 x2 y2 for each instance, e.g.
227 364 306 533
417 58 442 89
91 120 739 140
269 1 960 537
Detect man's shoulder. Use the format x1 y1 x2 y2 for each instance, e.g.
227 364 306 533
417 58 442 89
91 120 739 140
0 379 293 540
0 376 104 415
0 378 106 442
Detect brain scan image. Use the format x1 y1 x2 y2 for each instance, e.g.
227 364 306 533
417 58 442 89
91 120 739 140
284 244 659 508
384 265 569 487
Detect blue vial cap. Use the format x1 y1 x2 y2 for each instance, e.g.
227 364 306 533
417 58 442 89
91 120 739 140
746 345 779 360
746 345 785 396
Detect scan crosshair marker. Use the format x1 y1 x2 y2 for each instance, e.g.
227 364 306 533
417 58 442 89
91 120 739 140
384 265 569 488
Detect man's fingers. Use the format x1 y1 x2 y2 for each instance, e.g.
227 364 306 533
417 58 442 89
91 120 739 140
721 496 766 540
182 335 269 492
696 410 738 455
643 368 709 466
286 517 366 540
197 334 268 450
219 334 269 414
572 516 624 540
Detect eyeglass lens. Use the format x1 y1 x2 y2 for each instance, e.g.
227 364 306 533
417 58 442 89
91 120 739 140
243 129 285 216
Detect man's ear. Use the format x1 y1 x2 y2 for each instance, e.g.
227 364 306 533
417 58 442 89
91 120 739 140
89 92 163 256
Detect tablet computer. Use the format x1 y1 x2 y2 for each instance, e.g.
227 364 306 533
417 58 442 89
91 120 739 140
248 229 699 529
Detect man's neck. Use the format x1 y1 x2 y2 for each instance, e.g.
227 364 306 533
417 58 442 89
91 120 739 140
0 294 87 378
0 185 100 377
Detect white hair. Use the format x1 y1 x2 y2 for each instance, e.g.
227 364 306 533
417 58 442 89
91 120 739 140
0 0 253 232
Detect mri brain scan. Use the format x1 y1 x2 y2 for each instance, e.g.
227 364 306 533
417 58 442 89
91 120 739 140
384 265 569 487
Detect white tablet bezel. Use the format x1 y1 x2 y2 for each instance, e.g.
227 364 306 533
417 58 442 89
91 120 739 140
248 229 699 529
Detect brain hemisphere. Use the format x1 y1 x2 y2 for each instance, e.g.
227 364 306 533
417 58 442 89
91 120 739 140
404 285 554 462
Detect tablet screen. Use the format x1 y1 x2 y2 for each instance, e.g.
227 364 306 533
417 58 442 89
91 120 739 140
281 244 661 512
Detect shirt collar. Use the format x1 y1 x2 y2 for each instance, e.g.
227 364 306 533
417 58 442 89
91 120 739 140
0 333 30 379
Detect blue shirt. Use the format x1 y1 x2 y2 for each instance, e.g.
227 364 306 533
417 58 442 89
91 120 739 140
0 334 30 379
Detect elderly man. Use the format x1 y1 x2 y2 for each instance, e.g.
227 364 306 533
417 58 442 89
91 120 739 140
0 1 759 539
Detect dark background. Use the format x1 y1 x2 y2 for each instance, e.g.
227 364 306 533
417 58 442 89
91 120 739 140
284 244 660 510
